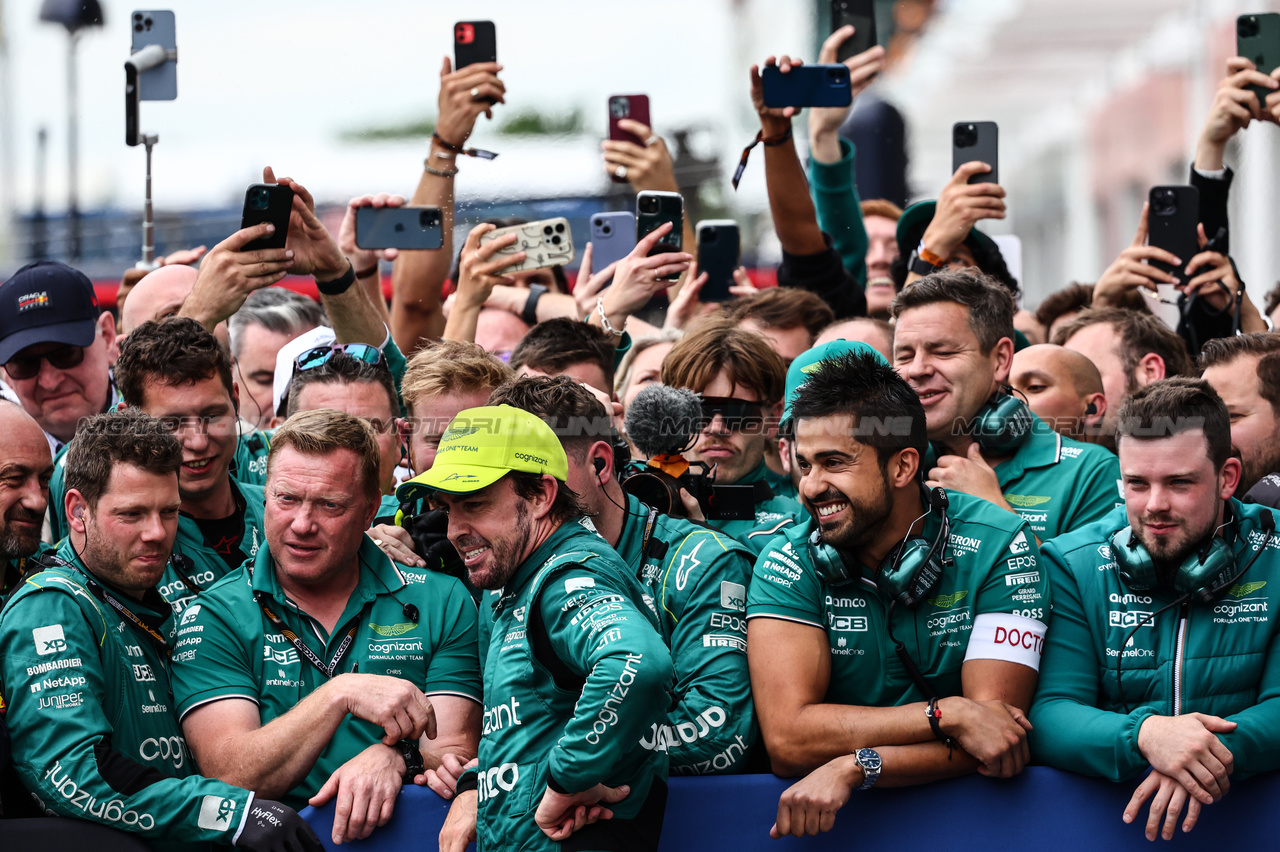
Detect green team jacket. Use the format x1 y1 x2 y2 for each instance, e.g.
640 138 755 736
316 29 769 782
0 543 255 850
3 540 56 603
158 480 266 619
47 432 271 543
169 535 481 811
928 416 1121 541
471 521 674 852
1029 501 1280 781
617 493 758 774
748 490 1050 706
705 462 802 556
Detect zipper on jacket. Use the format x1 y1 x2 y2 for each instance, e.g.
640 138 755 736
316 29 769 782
1172 601 1189 716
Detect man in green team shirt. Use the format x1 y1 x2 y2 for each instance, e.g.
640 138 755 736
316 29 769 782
892 270 1122 540
660 317 802 554
0 402 55 597
747 350 1049 838
169 409 482 845
0 409 319 851
415 405 674 852
1030 379 1280 841
108 317 267 617
483 376 759 775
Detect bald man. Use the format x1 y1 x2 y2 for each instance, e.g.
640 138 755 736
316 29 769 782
1010 344 1107 443
815 317 894 362
120 265 231 350
0 401 55 597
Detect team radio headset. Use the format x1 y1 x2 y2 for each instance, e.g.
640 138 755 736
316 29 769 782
1109 503 1276 710
806 484 957 783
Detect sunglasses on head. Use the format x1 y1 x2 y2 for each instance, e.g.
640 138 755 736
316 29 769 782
699 396 766 432
293 343 385 374
3 345 86 381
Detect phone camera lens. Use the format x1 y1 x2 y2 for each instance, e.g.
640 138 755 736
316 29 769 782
543 225 553 235
955 125 978 148
551 235 562 245
555 223 565 233
134 23 143 32
601 225 612 235
1240 17 1260 39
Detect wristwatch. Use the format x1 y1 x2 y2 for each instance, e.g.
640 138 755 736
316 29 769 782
854 747 882 791
907 249 941 278
396 740 425 783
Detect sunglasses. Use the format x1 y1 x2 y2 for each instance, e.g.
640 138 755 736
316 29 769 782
293 343 385 374
699 396 766 432
3 345 86 380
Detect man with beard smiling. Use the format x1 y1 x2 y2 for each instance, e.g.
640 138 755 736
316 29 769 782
1197 333 1280 503
419 405 674 852
0 401 55 597
1030 378 1280 842
748 350 1048 838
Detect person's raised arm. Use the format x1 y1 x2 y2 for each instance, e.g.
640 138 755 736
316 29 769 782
808 27 885 280
907 162 1006 288
178 223 294 332
1196 57 1273 172
748 55 827 257
265 167 387 346
391 58 506 355
442 223 524 344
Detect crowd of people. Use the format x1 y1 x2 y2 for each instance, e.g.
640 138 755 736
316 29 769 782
2 21 1280 852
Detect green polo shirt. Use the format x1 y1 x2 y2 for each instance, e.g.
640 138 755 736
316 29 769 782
748 489 1050 707
706 462 802 556
158 480 266 619
230 430 271 487
930 415 1121 540
169 536 481 811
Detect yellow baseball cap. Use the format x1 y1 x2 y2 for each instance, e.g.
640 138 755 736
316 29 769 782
396 405 569 501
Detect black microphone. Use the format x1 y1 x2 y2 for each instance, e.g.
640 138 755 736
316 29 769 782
625 383 703 460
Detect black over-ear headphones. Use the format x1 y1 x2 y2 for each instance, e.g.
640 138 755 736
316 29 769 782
808 486 953 608
1110 503 1274 604
970 387 1033 454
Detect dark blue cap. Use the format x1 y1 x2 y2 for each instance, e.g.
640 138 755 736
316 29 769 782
0 261 100 364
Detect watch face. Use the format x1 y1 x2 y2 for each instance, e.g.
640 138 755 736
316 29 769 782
858 748 882 771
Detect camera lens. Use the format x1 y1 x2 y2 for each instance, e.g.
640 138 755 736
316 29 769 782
702 228 718 244
1240 17 1260 39
551 235 562 245
543 225 553 235
640 197 659 214
601 225 612 235
555 223 565 233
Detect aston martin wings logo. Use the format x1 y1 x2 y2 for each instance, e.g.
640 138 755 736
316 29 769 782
1227 581 1266 599
370 622 417 637
1005 494 1051 508
930 591 968 608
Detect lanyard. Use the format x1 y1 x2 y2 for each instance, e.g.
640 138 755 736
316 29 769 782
254 591 358 680
51 557 171 657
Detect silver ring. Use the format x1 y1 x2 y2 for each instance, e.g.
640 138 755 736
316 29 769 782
614 165 628 179
470 87 481 99
644 135 660 147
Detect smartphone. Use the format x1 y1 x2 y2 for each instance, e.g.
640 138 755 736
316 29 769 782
356 207 444 251
240 184 294 252
1238 13 1280 109
831 0 877 62
637 192 684 282
762 64 852 109
952 122 999 184
1147 186 1200 287
697 221 740 303
608 95 652 184
590 212 637 275
130 10 177 101
478 217 575 273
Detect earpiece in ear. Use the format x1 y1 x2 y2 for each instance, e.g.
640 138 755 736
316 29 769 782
1085 403 1098 416
593 457 607 477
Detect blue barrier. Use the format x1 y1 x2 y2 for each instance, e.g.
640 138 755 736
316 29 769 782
301 766 1280 850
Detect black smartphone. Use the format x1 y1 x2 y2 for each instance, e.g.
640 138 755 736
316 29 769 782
637 191 684 282
356 207 444 251
831 0 877 62
240 184 294 252
697 220 740 303
1238 13 1280 109
952 122 998 184
762 65 852 108
454 21 496 69
1147 186 1200 287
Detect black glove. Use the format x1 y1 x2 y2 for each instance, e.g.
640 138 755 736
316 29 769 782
234 798 323 852
400 506 466 580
